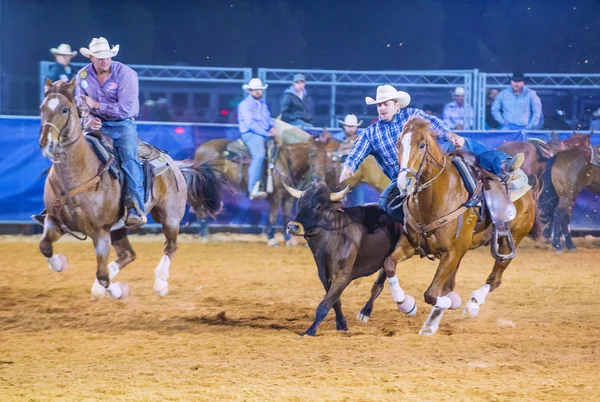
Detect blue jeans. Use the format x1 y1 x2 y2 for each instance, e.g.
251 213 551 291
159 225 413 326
379 179 404 221
241 132 267 193
500 123 526 130
102 120 145 213
289 119 313 129
439 138 509 176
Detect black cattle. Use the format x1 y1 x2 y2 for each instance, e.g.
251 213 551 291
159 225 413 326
284 182 411 337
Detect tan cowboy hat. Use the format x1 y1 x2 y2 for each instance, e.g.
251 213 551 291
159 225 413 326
365 85 411 107
452 86 465 96
338 114 363 127
50 43 77 56
242 78 268 90
80 37 120 59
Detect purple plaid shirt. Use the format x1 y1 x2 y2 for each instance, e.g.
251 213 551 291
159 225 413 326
344 108 451 180
75 61 140 121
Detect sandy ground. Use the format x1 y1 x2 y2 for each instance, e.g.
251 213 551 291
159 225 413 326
1 234 600 401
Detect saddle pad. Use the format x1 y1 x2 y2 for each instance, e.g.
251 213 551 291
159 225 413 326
591 145 600 167
508 169 532 202
85 135 120 179
528 138 555 161
138 141 164 161
225 139 250 158
273 120 312 145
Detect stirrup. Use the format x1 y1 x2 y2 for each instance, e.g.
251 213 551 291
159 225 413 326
490 225 516 262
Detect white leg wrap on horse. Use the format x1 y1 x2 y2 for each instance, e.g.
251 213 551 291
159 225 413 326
387 275 406 303
435 296 452 309
90 262 120 300
107 282 123 299
154 256 171 297
398 294 417 315
108 262 120 279
47 255 66 272
471 284 490 305
447 291 462 310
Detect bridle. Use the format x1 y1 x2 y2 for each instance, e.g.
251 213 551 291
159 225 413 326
42 98 80 162
397 130 447 195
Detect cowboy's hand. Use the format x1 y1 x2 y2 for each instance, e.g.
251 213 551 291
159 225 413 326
448 133 465 149
89 117 102 131
339 166 354 183
84 96 100 110
268 127 277 137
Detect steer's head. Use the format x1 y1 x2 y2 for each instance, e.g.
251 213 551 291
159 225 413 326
283 182 350 237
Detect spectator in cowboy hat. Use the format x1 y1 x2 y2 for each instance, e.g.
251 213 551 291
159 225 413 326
492 72 542 130
238 78 277 200
339 85 525 217
336 114 363 155
442 86 473 130
280 73 314 128
46 43 78 83
75 37 146 228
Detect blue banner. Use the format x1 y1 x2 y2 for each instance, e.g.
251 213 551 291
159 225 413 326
0 117 598 231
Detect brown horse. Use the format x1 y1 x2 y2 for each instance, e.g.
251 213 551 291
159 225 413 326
195 127 330 246
359 118 536 335
38 79 229 300
538 134 600 252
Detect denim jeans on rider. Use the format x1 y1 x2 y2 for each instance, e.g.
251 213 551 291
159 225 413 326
241 132 267 193
102 119 146 213
439 138 509 176
289 119 313 129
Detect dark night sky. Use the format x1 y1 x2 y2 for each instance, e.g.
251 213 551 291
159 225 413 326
1 0 600 112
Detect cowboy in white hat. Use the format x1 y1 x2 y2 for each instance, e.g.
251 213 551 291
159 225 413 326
237 78 277 200
443 86 474 130
75 37 146 228
336 114 363 155
47 43 78 83
339 85 524 218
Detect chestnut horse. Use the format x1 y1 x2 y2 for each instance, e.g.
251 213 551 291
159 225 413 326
39 79 229 300
360 118 536 335
538 134 600 252
195 129 329 246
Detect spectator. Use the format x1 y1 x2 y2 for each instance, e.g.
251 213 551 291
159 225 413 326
46 43 78 83
590 108 600 131
280 73 313 128
485 89 500 129
422 104 435 116
442 87 473 130
238 78 277 200
492 72 542 130
335 114 365 204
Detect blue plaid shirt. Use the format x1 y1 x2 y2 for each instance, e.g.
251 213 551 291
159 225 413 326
344 108 451 180
491 87 542 128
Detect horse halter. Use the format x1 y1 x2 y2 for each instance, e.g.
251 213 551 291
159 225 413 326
43 100 79 161
397 131 446 195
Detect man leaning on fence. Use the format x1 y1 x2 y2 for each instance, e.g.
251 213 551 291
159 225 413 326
492 72 542 130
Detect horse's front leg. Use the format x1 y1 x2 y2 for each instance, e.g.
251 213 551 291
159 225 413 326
94 230 129 300
39 215 67 272
420 251 464 336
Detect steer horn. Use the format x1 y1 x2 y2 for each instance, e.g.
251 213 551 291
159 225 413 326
282 181 306 199
330 186 350 202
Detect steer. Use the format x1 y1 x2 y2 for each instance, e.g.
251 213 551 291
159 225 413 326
283 182 417 337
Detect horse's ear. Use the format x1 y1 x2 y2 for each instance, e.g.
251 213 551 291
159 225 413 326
44 78 53 95
587 131 593 139
65 77 76 95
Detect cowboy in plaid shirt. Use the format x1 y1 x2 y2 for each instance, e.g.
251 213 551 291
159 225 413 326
340 85 524 215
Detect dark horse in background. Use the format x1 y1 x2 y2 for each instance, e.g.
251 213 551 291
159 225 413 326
39 79 229 300
499 132 591 239
537 133 600 252
195 120 331 246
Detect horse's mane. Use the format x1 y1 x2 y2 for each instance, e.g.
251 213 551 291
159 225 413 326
402 117 432 135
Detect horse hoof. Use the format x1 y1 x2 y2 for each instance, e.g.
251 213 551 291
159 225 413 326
154 278 169 297
117 283 130 300
447 291 462 310
398 295 417 316
90 280 106 300
357 312 370 324
267 239 278 247
47 254 68 272
463 301 480 318
418 326 435 336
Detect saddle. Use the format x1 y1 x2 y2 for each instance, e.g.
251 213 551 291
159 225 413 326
451 152 530 261
223 138 278 194
528 138 556 161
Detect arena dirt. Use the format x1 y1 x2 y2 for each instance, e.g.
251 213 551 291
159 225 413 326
1 235 599 401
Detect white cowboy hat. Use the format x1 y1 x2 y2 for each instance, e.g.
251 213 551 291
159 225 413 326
365 85 411 107
452 87 465 96
338 114 363 127
242 78 268 90
50 43 77 56
80 37 120 59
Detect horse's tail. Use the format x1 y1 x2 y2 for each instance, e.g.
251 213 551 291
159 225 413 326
176 160 234 219
537 157 559 225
